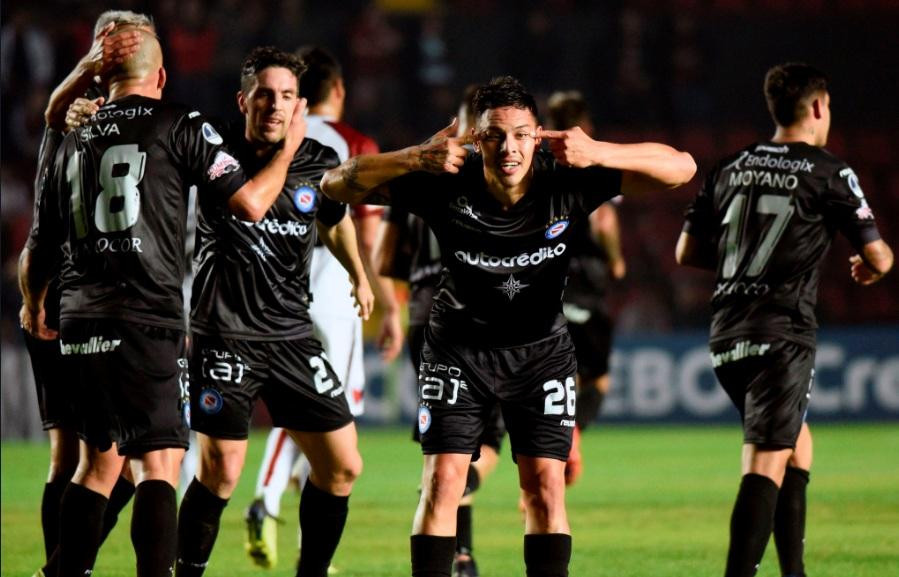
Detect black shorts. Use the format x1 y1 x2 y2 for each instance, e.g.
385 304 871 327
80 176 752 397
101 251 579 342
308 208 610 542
417 327 576 461
409 325 506 455
23 331 74 430
711 338 815 448
563 304 613 379
189 333 353 439
59 318 190 456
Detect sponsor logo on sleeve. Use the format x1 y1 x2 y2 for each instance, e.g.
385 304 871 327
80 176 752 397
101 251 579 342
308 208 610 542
201 122 223 145
207 151 240 181
839 167 865 198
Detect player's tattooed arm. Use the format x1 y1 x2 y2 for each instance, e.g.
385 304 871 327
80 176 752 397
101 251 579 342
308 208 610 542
321 118 469 205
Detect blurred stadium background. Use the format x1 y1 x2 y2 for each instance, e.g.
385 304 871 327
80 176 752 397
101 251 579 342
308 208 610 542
2 0 896 437
1 2 897 576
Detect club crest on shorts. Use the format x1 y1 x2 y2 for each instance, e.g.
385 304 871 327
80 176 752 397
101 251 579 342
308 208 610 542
183 402 192 427
418 406 432 435
199 388 224 415
545 218 569 239
292 184 317 213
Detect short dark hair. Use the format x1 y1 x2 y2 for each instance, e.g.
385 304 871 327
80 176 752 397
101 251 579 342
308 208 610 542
764 62 828 127
472 76 538 121
546 90 588 130
240 46 307 94
295 46 342 106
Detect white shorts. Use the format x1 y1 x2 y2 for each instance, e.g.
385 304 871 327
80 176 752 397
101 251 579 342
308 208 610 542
310 246 365 416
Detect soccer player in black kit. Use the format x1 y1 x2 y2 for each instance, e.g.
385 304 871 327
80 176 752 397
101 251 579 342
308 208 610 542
17 14 147 577
20 28 306 577
323 75 696 577
175 47 371 577
676 63 893 577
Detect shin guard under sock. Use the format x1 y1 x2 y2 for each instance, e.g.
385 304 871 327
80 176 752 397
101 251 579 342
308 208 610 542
724 473 779 577
297 481 349 577
524 533 572 577
774 467 810 577
131 480 177 577
100 476 135 542
176 478 229 577
57 483 108 577
40 477 70 559
410 534 455 577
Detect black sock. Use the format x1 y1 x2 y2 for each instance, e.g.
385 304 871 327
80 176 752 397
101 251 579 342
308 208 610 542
575 386 604 430
44 476 134 577
296 481 350 577
524 533 571 577
131 480 178 577
456 505 473 555
774 467 810 577
176 478 229 577
57 483 108 577
410 534 455 577
725 473 780 577
41 477 70 559
463 465 480 496
100 476 136 542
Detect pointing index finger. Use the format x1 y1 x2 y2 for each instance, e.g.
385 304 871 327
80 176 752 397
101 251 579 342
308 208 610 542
538 129 566 140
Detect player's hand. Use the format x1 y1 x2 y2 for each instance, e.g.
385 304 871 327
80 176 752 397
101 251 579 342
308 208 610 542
19 305 58 341
538 126 599 168
352 276 375 321
85 22 144 81
282 97 308 156
849 254 884 285
65 97 104 132
376 308 404 362
416 117 471 174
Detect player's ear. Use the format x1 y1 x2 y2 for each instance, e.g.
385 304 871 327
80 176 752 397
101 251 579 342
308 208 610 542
237 90 247 115
535 124 543 145
334 77 346 101
471 127 480 153
811 97 823 120
157 66 167 91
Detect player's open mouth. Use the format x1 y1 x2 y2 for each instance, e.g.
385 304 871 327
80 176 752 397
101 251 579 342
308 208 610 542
500 161 520 174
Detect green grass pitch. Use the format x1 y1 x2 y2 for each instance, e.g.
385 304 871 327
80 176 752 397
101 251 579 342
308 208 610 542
3 423 898 576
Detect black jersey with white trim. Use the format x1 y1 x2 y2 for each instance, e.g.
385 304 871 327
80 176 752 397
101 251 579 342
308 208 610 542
382 150 621 347
42 95 246 329
190 133 344 340
683 141 882 347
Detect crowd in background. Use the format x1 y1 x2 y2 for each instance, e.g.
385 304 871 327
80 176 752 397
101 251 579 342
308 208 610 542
3 0 897 422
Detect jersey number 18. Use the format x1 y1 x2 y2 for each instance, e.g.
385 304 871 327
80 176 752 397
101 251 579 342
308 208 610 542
67 144 147 238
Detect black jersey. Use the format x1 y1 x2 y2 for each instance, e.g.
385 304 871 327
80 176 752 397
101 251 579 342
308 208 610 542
382 150 622 347
25 126 66 330
190 133 344 340
683 141 882 347
386 207 442 326
562 215 612 311
36 95 247 330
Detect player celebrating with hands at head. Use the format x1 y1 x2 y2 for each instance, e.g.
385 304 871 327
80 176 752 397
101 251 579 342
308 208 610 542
322 75 695 577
